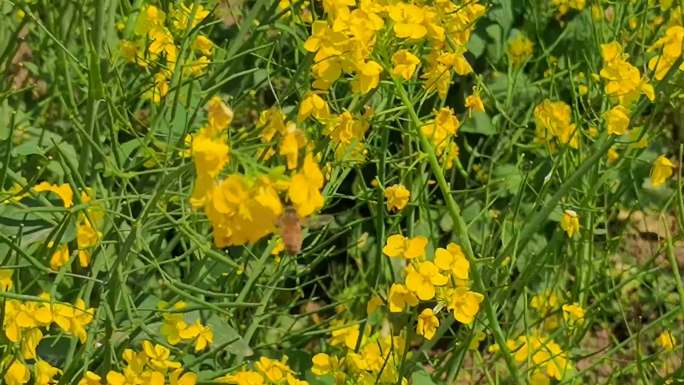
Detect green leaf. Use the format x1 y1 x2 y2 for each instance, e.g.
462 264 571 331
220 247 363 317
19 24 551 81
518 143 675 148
461 111 496 136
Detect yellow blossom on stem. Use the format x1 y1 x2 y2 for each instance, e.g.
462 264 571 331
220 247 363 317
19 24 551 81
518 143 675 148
78 371 102 385
288 153 325 217
384 184 410 211
4 361 30 385
604 105 630 136
416 308 439 340
34 360 62 385
434 243 470 280
446 287 484 324
298 93 330 122
561 303 585 325
207 96 234 134
391 50 420 80
382 234 428 259
352 60 383 94
560 209 580 238
405 261 448 301
657 330 676 351
219 371 265 385
465 93 485 114
50 244 70 271
507 34 534 66
0 268 13 291
388 283 419 312
650 155 675 188
33 182 74 208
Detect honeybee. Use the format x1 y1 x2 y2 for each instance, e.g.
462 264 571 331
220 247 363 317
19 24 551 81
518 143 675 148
278 206 333 255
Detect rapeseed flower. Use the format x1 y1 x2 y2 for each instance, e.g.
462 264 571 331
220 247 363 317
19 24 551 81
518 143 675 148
604 105 630 136
416 308 439 340
384 184 410 212
33 182 73 208
560 209 580 238
650 155 675 188
445 287 484 324
0 269 13 291
391 50 420 80
4 361 30 385
406 261 448 300
507 34 534 66
600 42 654 106
288 153 324 217
383 234 428 259
388 283 419 312
657 330 676 350
435 243 470 280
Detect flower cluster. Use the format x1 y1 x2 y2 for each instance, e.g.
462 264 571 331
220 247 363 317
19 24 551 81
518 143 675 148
491 334 572 385
218 356 307 385
599 42 654 108
2 296 95 385
310 327 408 385
534 100 578 150
648 25 684 80
384 236 484 339
159 302 214 352
98 341 198 385
551 0 586 17
421 108 462 169
189 100 325 247
121 4 213 102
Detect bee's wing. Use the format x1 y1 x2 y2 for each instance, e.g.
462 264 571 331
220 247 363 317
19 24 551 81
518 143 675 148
303 214 335 230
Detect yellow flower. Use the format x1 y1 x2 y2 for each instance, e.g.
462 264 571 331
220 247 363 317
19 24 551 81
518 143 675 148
405 261 448 301
288 153 325 217
191 132 230 178
534 100 578 148
391 50 420 80
178 320 214 352
311 353 342 377
0 269 13 291
507 34 534 66
604 105 630 136
434 243 470 280
134 5 166 36
330 322 360 349
446 287 484 325
279 122 307 170
143 71 171 103
171 370 198 385
77 219 101 267
298 93 330 122
78 371 102 385
650 155 675 188
600 42 655 106
34 360 62 385
20 327 43 360
33 182 74 208
206 97 234 135
366 295 383 315
648 26 684 80
160 302 189 345
4 361 30 385
560 209 580 238
416 308 439 340
382 234 428 259
465 93 485 114
388 3 427 39
384 184 410 211
219 371 265 385
142 340 182 371
255 357 292 383
352 60 383 94
52 299 94 343
561 303 585 325
657 330 676 351
193 35 214 56
170 3 210 32
50 244 70 271
148 27 178 64
388 283 419 313
607 146 619 164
